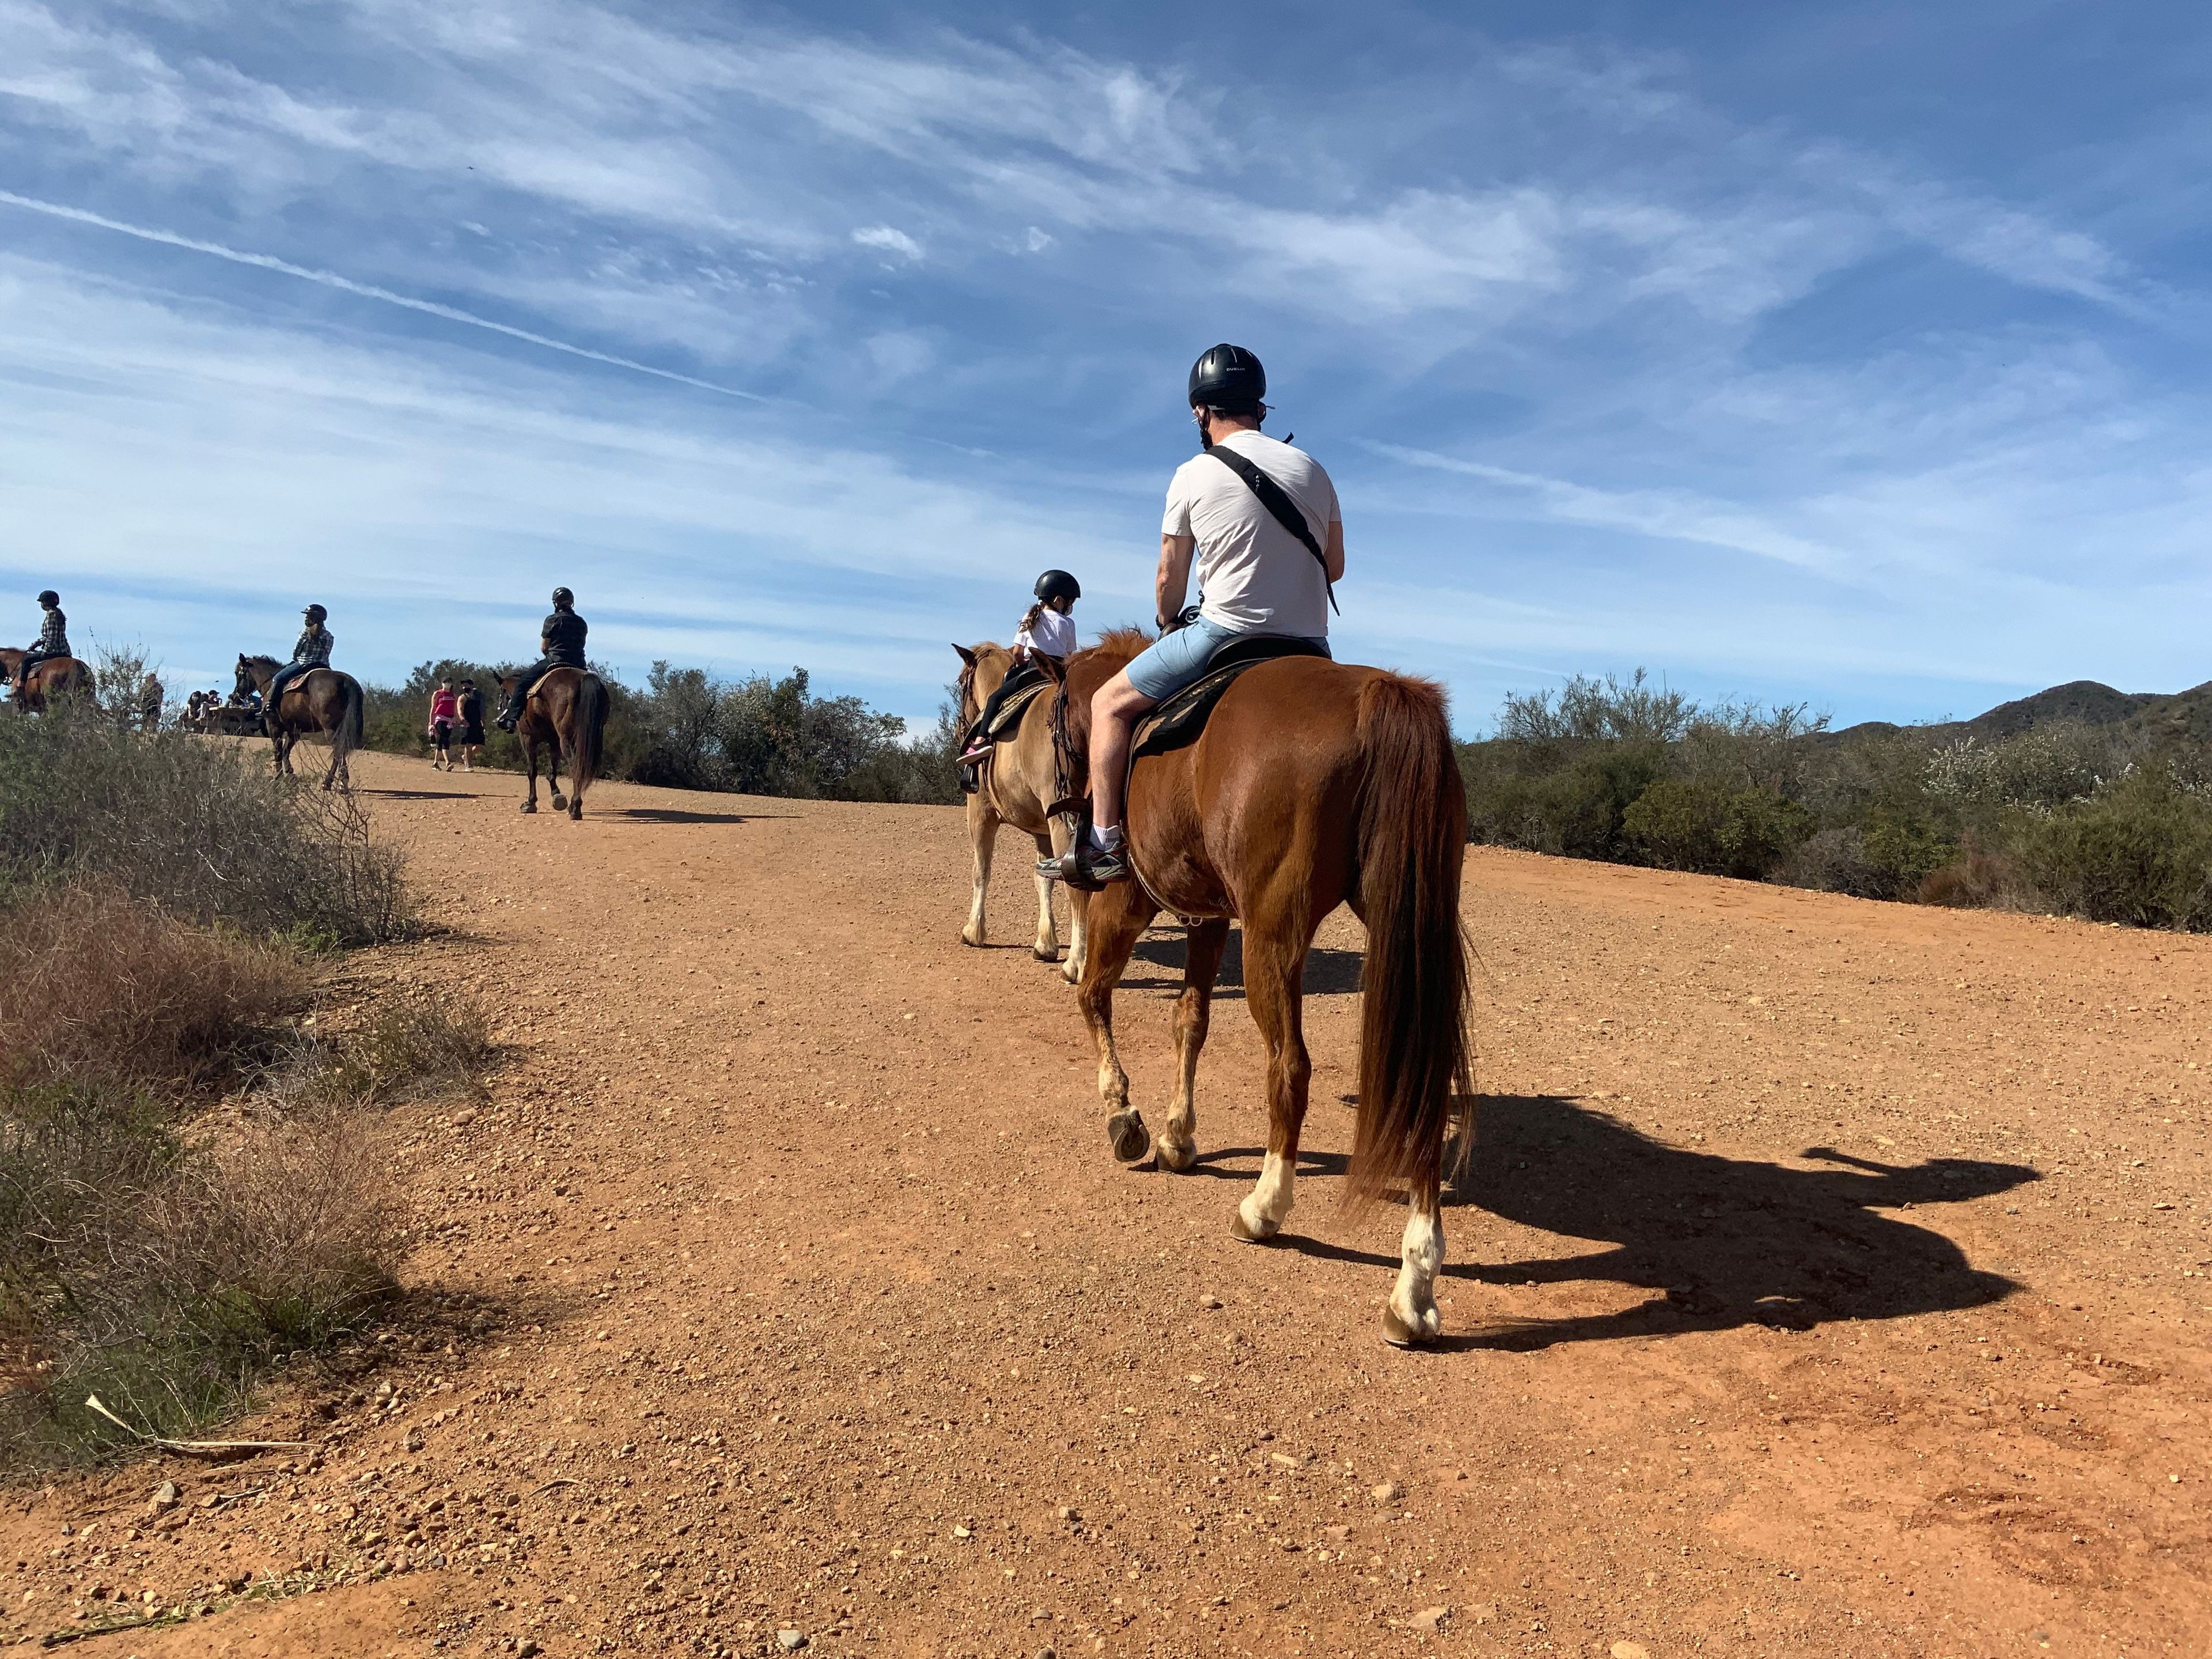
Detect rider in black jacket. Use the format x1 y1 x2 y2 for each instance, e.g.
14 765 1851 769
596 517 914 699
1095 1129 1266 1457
496 588 588 731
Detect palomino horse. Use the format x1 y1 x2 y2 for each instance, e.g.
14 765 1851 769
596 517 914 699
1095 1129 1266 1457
953 643 1086 981
1058 628 1472 1347
0 648 94 714
497 666 607 819
235 656 363 791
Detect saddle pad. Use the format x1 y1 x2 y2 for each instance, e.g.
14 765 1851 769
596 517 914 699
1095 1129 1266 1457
1132 636 1330 759
984 676 1049 741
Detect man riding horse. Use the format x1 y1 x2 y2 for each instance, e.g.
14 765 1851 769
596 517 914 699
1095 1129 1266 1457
496 588 587 732
266 604 335 734
12 590 70 703
1047 344 1343 888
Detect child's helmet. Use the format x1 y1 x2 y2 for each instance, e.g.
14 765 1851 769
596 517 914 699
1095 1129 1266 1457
36 590 58 607
1033 570 1081 605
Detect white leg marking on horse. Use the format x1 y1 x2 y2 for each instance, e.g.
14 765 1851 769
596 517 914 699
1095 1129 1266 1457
1388 1210 1445 1342
1032 866 1060 957
1236 1150 1295 1240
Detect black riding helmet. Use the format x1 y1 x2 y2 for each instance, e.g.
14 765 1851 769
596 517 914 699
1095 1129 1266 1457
36 590 58 607
302 603 328 624
1188 343 1266 415
551 586 575 608
1033 570 1081 605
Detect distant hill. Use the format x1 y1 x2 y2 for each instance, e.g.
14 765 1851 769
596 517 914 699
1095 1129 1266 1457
1831 679 2212 745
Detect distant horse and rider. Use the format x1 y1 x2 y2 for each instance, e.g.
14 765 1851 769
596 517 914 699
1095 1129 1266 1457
4 590 94 714
1032 344 1473 1349
235 603 363 791
495 588 608 819
953 568 1089 980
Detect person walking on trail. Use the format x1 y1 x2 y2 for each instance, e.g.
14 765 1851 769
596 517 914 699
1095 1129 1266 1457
264 604 334 734
12 590 70 701
1047 343 1343 888
958 569 1082 767
427 679 460 770
455 678 485 771
496 588 587 732
137 672 164 732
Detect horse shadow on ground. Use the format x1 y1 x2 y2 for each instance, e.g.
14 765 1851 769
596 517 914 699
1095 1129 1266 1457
1203 1093 2040 1352
612 806 793 824
1123 924 1363 999
362 788 475 801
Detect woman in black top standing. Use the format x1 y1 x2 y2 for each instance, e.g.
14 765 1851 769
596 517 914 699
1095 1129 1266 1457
456 678 486 772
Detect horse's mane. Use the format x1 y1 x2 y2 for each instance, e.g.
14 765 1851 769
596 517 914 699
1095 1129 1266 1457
1080 626 1154 674
240 653 280 671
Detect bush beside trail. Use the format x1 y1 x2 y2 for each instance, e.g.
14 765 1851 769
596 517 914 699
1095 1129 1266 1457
0 711 449 1466
361 657 963 806
1460 669 2212 932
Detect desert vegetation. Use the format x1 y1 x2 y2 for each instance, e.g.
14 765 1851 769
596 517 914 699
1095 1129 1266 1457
1460 670 2212 930
361 658 963 805
0 706 465 1464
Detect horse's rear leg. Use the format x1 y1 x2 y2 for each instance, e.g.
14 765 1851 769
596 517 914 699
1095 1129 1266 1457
1156 919 1230 1173
961 800 996 947
1232 920 1313 1243
1075 884 1157 1164
1384 1174 1445 1349
548 744 567 813
521 740 540 812
1029 832 1060 961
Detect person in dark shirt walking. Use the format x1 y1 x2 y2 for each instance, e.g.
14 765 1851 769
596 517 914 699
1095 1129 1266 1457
496 588 588 732
456 678 486 771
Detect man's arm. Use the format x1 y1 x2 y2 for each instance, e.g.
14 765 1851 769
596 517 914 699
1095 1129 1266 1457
1156 533 1196 627
1325 519 1345 584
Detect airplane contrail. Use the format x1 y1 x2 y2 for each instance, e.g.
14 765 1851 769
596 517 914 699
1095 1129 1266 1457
0 188 767 403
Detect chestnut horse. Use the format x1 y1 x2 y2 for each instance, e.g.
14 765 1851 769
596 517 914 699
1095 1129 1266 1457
953 642 1086 980
234 656 363 791
1058 628 1471 1347
0 648 94 714
497 666 607 819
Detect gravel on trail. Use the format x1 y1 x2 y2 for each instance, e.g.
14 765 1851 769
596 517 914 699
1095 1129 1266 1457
3 751 2205 1657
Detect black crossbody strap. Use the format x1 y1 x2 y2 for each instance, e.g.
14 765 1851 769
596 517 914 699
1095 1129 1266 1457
1206 445 1340 614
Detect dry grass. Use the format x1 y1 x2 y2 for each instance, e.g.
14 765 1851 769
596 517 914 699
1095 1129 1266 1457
0 884 298 1095
268 990 497 1111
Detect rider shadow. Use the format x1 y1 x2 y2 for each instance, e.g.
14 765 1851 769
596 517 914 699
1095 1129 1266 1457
1265 1093 2039 1351
1124 925 1363 1000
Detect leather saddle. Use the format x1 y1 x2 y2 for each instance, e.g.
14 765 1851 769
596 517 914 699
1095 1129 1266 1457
1131 634 1331 760
983 673 1051 742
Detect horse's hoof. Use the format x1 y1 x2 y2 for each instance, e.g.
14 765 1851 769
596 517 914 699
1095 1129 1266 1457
1032 945 1060 962
960 927 984 948
1229 1206 1279 1244
1380 1303 1440 1349
1107 1109 1150 1165
550 794 567 812
520 801 536 814
1154 1135 1198 1173
568 804 582 821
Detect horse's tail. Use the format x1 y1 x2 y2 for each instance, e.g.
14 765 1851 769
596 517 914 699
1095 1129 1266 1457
572 673 607 796
335 672 363 762
1347 673 1472 1212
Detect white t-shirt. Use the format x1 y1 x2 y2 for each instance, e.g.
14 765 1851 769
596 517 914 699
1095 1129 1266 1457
1161 430 1340 637
1017 605 1076 660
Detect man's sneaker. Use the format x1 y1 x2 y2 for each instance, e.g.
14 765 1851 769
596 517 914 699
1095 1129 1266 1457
1050 839 1130 892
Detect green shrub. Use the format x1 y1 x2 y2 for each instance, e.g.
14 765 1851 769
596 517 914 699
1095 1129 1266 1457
1621 779 1810 878
2012 770 2212 930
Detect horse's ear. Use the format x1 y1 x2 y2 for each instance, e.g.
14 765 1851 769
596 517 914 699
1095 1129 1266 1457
952 644 978 667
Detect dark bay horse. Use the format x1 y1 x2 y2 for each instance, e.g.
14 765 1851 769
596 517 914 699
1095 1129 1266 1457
234 655 363 791
498 666 607 819
1058 628 1472 1347
0 648 94 714
953 642 1086 979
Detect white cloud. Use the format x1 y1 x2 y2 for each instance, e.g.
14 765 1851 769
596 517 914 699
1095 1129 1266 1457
852 224 923 262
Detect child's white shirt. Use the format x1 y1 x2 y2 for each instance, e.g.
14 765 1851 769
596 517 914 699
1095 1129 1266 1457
1017 607 1076 660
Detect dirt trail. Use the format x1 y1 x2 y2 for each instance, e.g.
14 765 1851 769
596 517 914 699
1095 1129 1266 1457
4 749 2207 1658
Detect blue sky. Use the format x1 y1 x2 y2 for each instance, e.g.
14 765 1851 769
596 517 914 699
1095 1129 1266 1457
3 1 2209 732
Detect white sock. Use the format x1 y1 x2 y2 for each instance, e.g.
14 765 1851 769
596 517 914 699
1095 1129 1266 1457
1090 824 1123 851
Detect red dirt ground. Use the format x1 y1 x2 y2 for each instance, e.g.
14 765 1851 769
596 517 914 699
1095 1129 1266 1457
2 749 2206 1658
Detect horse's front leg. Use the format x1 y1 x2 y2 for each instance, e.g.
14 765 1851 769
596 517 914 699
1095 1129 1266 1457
1232 922 1313 1244
1029 832 1060 961
1156 919 1230 1173
1051 815 1088 984
1075 882 1157 1163
961 797 995 947
520 738 540 812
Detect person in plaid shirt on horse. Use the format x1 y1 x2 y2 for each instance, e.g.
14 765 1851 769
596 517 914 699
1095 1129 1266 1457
12 590 70 702
264 604 334 735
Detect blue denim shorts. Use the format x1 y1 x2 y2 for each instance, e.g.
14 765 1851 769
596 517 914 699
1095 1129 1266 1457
1123 618 1330 703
